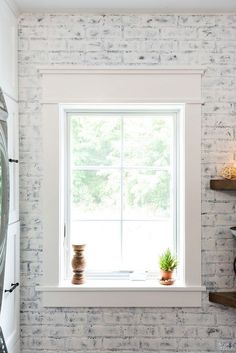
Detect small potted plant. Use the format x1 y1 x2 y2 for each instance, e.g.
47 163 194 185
159 248 178 285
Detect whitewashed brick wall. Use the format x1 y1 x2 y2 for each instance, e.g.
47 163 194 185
19 13 236 353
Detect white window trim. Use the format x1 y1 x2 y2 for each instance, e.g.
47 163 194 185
37 66 205 307
64 104 180 278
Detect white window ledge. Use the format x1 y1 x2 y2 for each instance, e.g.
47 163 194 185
36 281 206 307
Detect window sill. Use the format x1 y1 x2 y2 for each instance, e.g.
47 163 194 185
36 281 205 307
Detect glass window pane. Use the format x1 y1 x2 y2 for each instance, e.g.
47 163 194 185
70 115 121 166
71 170 121 220
123 170 172 220
123 116 173 167
67 110 177 276
122 221 173 271
70 221 120 271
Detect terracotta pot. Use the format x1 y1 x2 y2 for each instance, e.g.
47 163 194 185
160 270 173 281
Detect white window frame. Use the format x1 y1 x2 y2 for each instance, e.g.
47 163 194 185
64 105 180 279
37 66 205 307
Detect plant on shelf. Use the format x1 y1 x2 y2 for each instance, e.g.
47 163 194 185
159 248 178 285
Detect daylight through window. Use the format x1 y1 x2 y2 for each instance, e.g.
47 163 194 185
64 107 180 278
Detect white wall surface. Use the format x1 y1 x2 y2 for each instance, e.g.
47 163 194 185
19 13 236 353
0 0 18 100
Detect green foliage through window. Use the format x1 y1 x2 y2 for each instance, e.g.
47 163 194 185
70 114 173 219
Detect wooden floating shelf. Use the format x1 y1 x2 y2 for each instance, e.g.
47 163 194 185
210 179 236 190
209 292 236 309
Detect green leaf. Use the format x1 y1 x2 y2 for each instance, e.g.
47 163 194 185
159 248 178 271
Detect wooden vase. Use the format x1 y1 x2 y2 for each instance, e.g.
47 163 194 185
71 244 86 285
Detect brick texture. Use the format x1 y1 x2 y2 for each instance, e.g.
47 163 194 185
19 13 236 353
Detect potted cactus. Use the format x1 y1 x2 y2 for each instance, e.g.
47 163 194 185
159 248 178 285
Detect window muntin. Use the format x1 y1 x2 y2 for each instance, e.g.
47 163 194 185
64 109 179 278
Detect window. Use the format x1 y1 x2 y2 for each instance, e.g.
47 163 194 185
64 107 179 278
39 67 204 307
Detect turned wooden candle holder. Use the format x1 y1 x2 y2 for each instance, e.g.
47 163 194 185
71 244 86 285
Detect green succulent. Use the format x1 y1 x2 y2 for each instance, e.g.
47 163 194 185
159 248 178 272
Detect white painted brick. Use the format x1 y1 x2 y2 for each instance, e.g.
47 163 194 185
179 40 216 51
197 326 234 339
216 27 236 40
202 115 236 127
124 27 160 39
19 13 236 353
198 27 217 40
214 275 235 289
160 52 200 65
216 40 236 53
64 337 103 350
178 338 216 351
19 25 48 38
86 26 122 39
141 312 178 325
48 14 85 25
216 238 235 250
123 52 160 64
215 14 236 26
202 250 233 263
202 226 230 240
202 126 234 140
85 324 122 337
140 15 178 27
103 337 139 350
103 40 138 51
48 51 85 64
215 262 235 276
161 27 198 39
202 262 216 275
202 151 234 163
140 337 178 350
202 201 234 214
217 339 236 351
67 39 102 51
19 50 49 64
19 39 29 51
203 77 236 89
122 15 143 25
104 310 141 324
47 25 85 39
28 38 48 51
178 15 216 27
122 325 159 337
177 313 215 326
200 53 234 65
160 326 198 338
202 239 216 251
216 311 236 325
85 51 122 64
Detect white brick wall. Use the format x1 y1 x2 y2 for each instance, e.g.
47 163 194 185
19 13 236 353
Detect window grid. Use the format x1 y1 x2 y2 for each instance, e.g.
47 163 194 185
64 111 178 278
